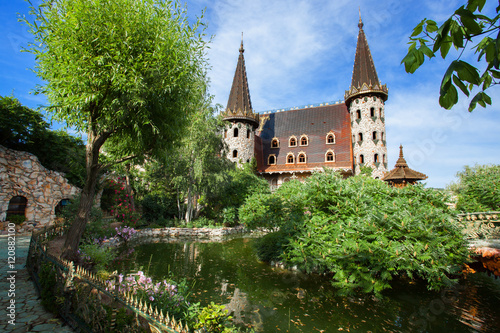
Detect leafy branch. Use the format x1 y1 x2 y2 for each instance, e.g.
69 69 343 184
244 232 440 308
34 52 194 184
401 0 500 111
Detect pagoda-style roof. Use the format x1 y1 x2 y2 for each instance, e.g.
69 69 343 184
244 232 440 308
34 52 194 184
344 15 388 105
222 37 259 128
382 145 427 186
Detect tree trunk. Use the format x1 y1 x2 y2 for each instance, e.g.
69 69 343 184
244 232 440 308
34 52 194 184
185 184 193 224
125 163 135 211
62 124 107 260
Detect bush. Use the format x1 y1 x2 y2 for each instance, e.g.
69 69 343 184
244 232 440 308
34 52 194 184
449 164 500 212
7 215 26 225
141 193 178 223
79 243 116 272
254 230 292 263
243 170 470 296
194 302 232 333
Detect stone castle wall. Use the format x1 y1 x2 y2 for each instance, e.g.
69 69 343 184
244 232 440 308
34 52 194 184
350 96 388 179
0 145 80 227
224 122 255 165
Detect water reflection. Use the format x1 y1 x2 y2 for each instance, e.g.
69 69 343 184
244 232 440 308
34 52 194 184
116 237 500 332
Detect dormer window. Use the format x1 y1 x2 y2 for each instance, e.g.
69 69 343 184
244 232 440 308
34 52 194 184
271 138 279 148
300 135 308 146
298 152 306 163
326 132 335 144
289 136 297 147
286 153 295 164
325 150 335 162
268 154 276 165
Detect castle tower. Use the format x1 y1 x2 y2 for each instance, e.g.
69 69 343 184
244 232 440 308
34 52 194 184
345 15 389 179
222 37 259 165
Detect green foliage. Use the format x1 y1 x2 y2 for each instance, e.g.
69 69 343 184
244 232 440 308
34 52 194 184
140 193 178 223
194 302 232 333
254 231 292 263
402 0 500 111
239 179 305 230
0 95 86 187
39 262 58 314
192 216 219 228
245 170 469 296
79 243 117 271
7 214 26 225
449 164 500 212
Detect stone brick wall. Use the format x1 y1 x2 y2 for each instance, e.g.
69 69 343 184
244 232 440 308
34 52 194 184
0 145 80 227
224 122 254 165
349 96 388 179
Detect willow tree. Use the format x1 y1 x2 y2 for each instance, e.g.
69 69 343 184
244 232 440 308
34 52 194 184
23 0 210 258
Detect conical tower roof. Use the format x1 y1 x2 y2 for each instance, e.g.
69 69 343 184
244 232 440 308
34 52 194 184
345 15 388 105
382 145 428 183
222 36 259 127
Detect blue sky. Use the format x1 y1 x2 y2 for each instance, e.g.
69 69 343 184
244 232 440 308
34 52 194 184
1 0 499 188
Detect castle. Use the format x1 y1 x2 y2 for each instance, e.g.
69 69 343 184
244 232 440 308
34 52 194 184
222 16 389 188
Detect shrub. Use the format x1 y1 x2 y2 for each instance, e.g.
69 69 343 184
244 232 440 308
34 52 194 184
7 215 26 225
194 302 232 333
244 170 470 296
141 193 178 223
79 243 116 272
254 230 292 263
449 164 500 212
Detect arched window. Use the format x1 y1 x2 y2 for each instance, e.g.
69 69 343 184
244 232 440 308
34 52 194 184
300 135 308 146
234 127 239 137
232 150 238 158
268 155 276 165
247 129 250 139
370 107 375 117
379 108 383 117
359 154 365 164
224 129 227 138
55 199 71 216
374 153 379 163
325 150 335 162
286 153 295 164
7 196 27 219
381 132 384 141
356 110 361 119
289 136 297 147
372 131 377 140
271 138 279 148
326 132 335 144
358 133 363 141
383 154 386 163
298 153 306 163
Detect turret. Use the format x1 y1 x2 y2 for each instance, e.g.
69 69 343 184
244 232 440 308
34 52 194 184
222 36 259 165
345 14 389 179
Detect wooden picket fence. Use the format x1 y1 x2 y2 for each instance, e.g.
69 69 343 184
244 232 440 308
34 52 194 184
26 225 202 333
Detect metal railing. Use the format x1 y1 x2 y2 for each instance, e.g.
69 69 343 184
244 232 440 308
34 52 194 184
26 225 199 333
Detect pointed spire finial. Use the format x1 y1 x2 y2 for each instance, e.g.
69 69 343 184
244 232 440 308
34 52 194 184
240 32 244 53
358 8 363 29
399 145 404 158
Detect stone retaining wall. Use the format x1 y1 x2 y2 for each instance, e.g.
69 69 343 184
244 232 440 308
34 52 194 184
131 226 249 242
0 145 80 228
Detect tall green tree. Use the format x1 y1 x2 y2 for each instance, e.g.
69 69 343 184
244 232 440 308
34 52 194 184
167 105 232 223
0 95 86 187
402 0 500 111
23 0 210 258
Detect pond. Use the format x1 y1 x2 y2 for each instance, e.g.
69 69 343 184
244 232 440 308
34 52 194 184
114 236 500 332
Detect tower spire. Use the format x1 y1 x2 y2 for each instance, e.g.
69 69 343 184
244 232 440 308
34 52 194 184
222 36 258 127
344 12 388 106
